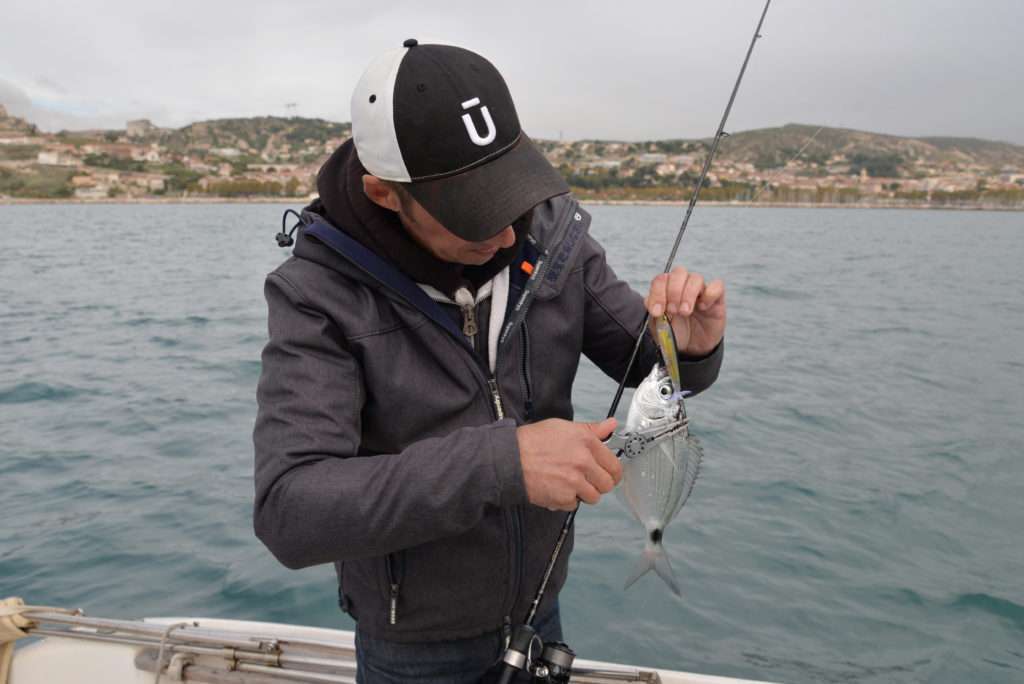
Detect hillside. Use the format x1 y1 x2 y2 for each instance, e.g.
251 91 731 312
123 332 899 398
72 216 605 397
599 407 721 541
156 117 351 164
709 123 1024 171
1 106 1021 206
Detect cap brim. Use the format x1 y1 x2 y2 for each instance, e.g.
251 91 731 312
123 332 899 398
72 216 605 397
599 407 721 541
404 134 569 242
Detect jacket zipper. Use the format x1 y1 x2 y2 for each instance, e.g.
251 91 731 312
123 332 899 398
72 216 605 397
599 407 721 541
456 286 504 420
487 378 505 419
519 320 534 422
454 287 479 349
455 289 523 627
385 552 403 625
508 320 530 622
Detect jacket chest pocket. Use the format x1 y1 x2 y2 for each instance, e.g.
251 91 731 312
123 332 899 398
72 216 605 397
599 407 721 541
518 297 584 421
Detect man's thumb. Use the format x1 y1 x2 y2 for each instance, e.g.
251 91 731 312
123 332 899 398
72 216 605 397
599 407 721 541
585 417 617 440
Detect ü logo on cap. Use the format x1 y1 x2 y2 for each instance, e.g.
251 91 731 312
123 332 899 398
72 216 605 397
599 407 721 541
461 97 497 146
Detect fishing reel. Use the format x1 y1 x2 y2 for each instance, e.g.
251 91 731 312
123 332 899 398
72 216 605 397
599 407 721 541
497 624 576 684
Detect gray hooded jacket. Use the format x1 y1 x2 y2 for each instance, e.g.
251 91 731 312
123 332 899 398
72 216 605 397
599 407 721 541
253 193 723 642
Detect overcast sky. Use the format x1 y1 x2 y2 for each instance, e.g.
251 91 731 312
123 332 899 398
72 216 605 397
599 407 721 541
2 0 1022 144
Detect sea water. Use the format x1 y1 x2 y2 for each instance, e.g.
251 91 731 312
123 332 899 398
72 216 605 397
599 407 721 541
1 203 1022 683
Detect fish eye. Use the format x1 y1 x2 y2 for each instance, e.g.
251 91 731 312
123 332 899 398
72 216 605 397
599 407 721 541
659 385 672 397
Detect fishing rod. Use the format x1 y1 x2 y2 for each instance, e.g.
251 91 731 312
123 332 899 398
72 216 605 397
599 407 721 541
606 0 772 420
496 2 772 682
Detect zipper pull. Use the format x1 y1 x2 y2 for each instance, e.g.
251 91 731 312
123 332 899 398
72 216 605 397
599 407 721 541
389 583 399 625
488 378 505 420
454 287 478 340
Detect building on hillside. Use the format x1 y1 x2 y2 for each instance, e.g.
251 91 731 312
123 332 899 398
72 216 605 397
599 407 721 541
638 153 667 164
127 119 156 137
184 157 214 173
581 160 621 170
70 174 109 197
75 184 112 199
123 173 168 192
655 163 678 177
130 144 163 163
0 135 43 145
84 143 137 160
248 163 300 174
0 104 8 119
93 171 122 185
37 150 81 167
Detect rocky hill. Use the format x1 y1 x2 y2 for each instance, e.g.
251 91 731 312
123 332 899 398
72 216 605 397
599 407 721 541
709 123 1024 171
155 117 351 164
1 106 1021 206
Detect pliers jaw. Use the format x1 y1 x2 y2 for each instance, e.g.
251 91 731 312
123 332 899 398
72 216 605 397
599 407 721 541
604 417 690 460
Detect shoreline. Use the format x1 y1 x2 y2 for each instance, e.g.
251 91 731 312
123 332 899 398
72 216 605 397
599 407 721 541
582 199 1024 212
0 196 1021 212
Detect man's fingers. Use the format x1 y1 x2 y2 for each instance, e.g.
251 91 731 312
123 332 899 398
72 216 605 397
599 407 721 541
586 436 623 485
653 268 721 317
647 273 670 317
698 279 726 312
577 480 602 506
585 459 617 493
583 418 623 483
584 417 617 441
665 267 688 315
680 272 705 315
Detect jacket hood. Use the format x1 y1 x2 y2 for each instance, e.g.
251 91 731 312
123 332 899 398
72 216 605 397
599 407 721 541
313 139 526 298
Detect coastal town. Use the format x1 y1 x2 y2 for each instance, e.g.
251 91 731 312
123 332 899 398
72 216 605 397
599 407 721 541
1 104 1022 208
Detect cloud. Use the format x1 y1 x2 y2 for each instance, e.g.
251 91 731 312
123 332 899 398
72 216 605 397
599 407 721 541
1 0 1022 143
33 76 68 96
0 78 144 132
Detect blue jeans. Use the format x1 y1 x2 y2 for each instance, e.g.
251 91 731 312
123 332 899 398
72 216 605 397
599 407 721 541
355 603 563 683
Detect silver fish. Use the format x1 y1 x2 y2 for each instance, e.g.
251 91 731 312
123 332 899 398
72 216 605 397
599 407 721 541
612 362 703 596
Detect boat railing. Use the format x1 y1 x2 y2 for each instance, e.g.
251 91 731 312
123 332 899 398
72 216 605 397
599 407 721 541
20 609 661 683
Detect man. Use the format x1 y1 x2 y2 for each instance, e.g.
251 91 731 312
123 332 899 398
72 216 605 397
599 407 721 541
253 40 725 683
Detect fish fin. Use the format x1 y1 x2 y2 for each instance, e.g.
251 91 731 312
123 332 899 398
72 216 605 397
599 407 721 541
623 544 682 597
653 546 682 597
623 551 655 592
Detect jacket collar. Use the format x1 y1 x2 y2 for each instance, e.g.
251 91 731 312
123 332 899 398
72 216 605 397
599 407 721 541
290 193 591 349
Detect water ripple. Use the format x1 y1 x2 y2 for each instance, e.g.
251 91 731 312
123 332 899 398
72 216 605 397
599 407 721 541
0 381 85 404
2 204 1022 684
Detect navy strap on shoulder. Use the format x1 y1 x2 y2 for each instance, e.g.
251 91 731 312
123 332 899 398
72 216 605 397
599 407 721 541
302 221 469 346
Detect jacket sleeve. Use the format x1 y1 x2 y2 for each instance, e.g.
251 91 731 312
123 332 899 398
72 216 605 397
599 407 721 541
579 233 723 395
253 272 527 570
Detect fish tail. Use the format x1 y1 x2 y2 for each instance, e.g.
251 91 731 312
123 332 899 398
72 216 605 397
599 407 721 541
653 545 682 597
624 543 682 597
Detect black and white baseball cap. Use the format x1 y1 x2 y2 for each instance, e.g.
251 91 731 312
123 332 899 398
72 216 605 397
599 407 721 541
351 39 568 242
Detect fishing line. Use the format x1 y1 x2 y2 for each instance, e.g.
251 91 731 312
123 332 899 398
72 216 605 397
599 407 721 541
605 0 773 421
749 125 825 203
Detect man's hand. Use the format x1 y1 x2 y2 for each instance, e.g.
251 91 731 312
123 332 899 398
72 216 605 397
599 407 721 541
516 418 622 511
645 266 726 356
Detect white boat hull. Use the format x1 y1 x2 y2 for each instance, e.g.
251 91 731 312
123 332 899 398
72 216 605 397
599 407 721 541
10 614 775 684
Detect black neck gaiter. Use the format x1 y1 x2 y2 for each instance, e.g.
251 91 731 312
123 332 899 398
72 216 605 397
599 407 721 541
316 140 526 298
